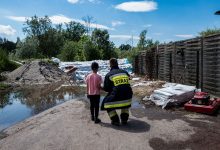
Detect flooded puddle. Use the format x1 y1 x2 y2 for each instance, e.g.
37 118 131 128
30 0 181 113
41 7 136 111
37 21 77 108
0 84 86 131
0 83 145 131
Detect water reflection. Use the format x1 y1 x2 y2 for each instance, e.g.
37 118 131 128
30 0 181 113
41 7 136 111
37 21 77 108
0 85 86 130
0 93 11 108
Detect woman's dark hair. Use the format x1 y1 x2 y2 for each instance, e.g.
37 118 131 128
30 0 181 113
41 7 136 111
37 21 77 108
91 62 99 71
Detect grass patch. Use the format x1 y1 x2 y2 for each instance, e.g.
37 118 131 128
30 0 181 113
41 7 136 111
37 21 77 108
0 83 10 90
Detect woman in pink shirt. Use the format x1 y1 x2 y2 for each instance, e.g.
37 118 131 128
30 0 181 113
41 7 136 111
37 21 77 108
85 62 102 123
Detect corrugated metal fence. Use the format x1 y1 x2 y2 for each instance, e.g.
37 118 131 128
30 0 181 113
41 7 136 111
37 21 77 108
133 34 220 96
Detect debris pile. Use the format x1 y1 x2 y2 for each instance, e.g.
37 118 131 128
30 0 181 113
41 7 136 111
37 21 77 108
7 61 67 85
132 81 165 99
149 83 196 109
59 58 132 79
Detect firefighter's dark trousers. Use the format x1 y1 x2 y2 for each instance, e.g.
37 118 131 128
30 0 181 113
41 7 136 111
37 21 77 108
107 108 129 123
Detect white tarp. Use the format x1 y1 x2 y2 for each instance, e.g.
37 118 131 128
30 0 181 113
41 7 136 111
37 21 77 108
149 83 196 109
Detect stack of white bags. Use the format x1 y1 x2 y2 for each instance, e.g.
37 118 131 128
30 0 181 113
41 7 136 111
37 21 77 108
150 83 196 109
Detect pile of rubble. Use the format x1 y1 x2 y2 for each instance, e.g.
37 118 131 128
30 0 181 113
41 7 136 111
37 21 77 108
132 80 166 99
6 61 67 85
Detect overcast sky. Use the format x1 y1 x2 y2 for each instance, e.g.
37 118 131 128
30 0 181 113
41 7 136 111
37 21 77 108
0 0 219 46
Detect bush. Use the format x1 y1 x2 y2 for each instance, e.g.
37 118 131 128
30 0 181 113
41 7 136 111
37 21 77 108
59 41 84 61
15 37 39 59
84 40 101 60
0 48 19 73
199 27 220 37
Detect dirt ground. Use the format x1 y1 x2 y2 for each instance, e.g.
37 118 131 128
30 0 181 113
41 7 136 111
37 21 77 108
6 61 67 85
0 96 220 150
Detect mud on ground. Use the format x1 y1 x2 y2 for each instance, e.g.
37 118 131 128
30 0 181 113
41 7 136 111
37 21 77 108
0 80 219 150
0 97 219 150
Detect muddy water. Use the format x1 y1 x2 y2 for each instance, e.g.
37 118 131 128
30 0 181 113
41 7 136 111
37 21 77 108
0 84 86 131
0 82 144 131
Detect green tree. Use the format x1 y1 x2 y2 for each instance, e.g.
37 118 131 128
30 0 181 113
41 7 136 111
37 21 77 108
23 15 64 58
0 48 18 73
199 27 220 37
0 37 16 54
119 44 132 51
39 28 64 57
106 42 118 59
127 47 139 64
64 21 86 42
23 15 52 37
0 48 9 72
137 30 159 51
84 40 101 60
137 30 148 50
91 29 117 59
15 37 39 59
59 41 84 61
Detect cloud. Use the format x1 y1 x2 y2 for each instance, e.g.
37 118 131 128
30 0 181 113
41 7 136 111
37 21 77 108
50 15 114 30
143 24 152 28
111 21 125 27
67 0 79 4
50 15 72 24
110 35 139 40
7 15 72 24
0 25 16 36
153 33 163 36
88 0 101 4
7 16 28 22
175 34 194 38
88 22 114 30
115 1 157 12
7 14 114 30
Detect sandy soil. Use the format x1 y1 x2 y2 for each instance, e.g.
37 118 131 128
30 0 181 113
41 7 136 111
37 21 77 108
0 98 219 150
6 61 67 85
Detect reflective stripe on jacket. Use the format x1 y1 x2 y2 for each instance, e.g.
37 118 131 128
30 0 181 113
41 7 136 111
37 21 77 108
102 67 133 110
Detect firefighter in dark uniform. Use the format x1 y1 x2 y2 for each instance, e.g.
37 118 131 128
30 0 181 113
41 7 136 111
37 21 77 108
101 58 133 126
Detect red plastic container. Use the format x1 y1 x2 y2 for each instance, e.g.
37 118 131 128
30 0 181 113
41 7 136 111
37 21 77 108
184 98 220 115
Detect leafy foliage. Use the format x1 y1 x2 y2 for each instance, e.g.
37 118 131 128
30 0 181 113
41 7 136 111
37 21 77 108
23 15 52 37
137 29 159 52
0 37 16 54
137 30 148 50
64 21 86 42
39 28 64 57
59 41 84 61
0 48 19 73
91 29 118 59
15 37 39 59
84 40 101 61
2 15 166 64
199 27 220 37
119 44 132 51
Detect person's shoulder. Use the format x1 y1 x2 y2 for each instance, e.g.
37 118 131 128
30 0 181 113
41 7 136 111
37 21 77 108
119 68 128 73
86 73 92 78
105 71 111 76
119 68 130 76
96 74 102 81
96 73 102 77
